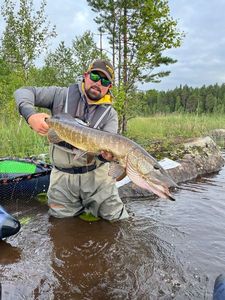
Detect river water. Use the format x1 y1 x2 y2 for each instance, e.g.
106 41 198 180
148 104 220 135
1 160 225 299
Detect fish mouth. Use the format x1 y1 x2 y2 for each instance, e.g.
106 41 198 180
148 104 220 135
145 178 176 201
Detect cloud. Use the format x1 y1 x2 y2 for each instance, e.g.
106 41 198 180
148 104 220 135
1 0 225 91
69 10 98 35
146 0 225 90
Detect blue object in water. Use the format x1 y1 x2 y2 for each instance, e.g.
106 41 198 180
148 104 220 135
213 274 225 300
0 205 21 239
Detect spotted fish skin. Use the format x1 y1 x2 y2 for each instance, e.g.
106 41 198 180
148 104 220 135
46 113 177 200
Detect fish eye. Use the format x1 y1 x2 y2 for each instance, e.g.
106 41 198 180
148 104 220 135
153 164 160 170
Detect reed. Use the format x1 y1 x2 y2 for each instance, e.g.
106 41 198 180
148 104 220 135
127 113 225 140
126 113 225 159
0 115 49 158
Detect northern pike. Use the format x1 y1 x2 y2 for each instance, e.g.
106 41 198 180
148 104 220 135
46 113 177 200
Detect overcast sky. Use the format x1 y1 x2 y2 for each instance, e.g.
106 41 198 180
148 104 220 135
1 0 225 91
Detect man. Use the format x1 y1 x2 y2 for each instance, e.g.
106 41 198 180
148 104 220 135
14 59 129 221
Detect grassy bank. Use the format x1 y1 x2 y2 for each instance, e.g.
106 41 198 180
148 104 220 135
127 114 225 159
127 114 225 140
1 113 225 159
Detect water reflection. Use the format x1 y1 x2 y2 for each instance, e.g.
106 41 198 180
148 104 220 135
0 240 21 264
49 217 122 299
49 217 186 299
1 164 225 299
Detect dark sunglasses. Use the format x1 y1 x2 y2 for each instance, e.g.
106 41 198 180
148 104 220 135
89 72 111 87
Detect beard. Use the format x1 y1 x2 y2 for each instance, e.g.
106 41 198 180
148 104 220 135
85 86 103 101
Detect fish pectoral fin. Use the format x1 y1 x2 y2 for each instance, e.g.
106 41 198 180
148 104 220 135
129 173 151 191
108 162 127 181
47 129 63 144
126 163 152 190
72 149 87 160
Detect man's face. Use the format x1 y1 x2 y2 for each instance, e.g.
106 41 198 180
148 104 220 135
84 71 112 101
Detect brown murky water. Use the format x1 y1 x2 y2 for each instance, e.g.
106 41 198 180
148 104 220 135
1 164 225 299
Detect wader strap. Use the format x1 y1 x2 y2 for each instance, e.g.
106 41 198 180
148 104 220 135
93 105 111 129
64 89 69 113
66 84 80 117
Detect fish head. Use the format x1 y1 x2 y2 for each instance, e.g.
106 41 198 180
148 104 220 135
127 150 177 201
140 158 177 200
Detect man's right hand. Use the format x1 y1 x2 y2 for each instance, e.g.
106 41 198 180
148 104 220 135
28 113 50 136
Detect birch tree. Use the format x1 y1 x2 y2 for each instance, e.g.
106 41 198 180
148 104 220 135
1 0 56 81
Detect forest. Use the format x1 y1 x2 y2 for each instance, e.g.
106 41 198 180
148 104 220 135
137 83 225 116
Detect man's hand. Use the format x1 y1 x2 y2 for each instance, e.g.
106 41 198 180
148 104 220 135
100 150 115 161
28 113 50 136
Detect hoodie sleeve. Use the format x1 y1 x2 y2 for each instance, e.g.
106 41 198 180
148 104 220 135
14 86 67 122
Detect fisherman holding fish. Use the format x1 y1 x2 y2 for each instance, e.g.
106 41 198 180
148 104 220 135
14 59 130 221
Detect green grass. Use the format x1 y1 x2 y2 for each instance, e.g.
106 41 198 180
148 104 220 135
1 113 225 159
127 113 225 140
0 115 49 158
126 113 225 159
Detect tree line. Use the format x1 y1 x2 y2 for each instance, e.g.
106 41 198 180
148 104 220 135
135 83 225 116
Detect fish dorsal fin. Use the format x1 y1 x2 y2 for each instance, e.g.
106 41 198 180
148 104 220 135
72 150 95 164
53 113 89 127
108 162 127 181
47 129 63 144
72 149 87 160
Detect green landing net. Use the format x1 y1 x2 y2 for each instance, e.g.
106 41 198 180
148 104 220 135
0 160 36 174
